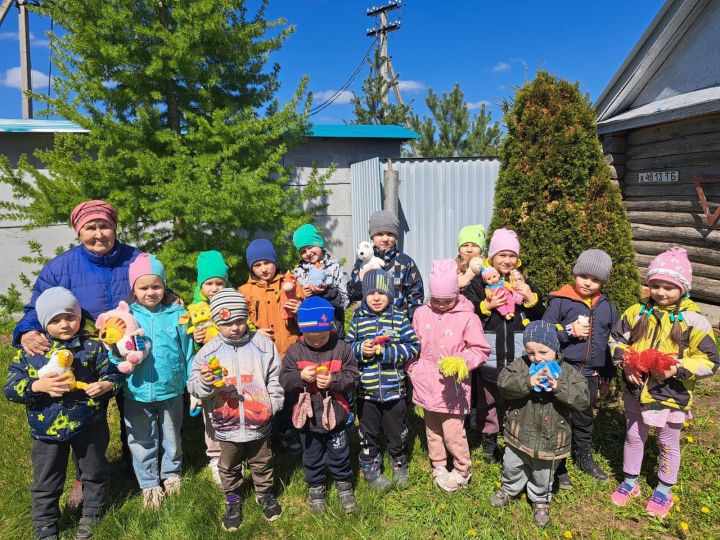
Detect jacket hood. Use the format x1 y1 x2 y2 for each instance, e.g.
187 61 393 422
550 284 604 306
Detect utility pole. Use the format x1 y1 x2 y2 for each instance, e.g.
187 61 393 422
0 0 34 118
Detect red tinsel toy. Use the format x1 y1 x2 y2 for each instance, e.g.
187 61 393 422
623 348 677 375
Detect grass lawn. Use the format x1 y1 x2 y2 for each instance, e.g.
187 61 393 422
1 338 718 540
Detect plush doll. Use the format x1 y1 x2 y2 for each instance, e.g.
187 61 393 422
481 266 516 320
179 301 219 343
308 266 327 287
357 241 384 273
96 301 151 374
529 360 562 392
37 349 88 392
280 271 299 320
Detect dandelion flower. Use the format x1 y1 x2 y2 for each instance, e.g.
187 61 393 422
563 531 573 539
467 530 477 538
675 504 681 513
686 436 694 443
679 521 689 532
673 494 681 503
495 481 501 488
701 506 710 514
438 503 447 512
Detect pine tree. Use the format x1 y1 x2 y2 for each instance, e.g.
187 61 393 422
351 47 410 126
490 71 639 309
409 83 501 157
0 0 328 298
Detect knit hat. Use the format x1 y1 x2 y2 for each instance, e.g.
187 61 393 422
129 253 166 288
573 249 613 283
457 224 486 250
70 200 118 234
523 320 560 353
487 228 520 260
362 269 395 301
429 259 459 298
197 250 229 286
36 287 82 329
210 288 249 324
246 239 278 268
292 224 324 250
646 248 692 293
368 210 400 238
297 297 334 333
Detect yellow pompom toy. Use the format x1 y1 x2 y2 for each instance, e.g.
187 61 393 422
438 356 469 382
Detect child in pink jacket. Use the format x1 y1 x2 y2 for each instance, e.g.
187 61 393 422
409 259 491 492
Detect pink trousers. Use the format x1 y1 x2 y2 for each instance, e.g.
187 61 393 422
424 410 471 475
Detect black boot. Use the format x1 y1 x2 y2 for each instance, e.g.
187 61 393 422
576 453 609 481
481 433 501 464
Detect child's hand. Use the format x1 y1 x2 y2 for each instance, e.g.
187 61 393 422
257 328 275 341
362 340 375 357
302 285 314 297
546 374 558 391
31 373 70 397
200 365 216 384
316 369 331 389
284 299 301 313
486 294 505 310
651 364 678 383
193 328 207 343
301 365 317 383
622 363 644 387
571 320 591 338
84 381 113 398
529 367 548 389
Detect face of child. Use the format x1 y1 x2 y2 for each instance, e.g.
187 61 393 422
459 242 482 261
492 250 518 276
525 341 556 363
372 232 397 252
483 270 500 285
46 313 81 341
430 297 457 312
218 319 248 341
78 219 116 257
251 260 277 282
649 279 683 307
299 246 323 264
366 291 390 313
303 330 331 349
201 277 226 300
133 275 165 309
574 274 602 298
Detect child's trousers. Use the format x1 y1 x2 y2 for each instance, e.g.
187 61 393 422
623 411 682 485
299 428 352 486
423 410 471 475
31 421 110 533
357 398 408 461
218 434 274 496
501 444 558 503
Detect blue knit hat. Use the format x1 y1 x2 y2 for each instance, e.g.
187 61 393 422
362 269 395 301
523 320 560 353
297 297 334 333
246 239 278 268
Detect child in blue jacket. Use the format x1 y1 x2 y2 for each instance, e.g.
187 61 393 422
109 253 194 510
4 287 121 540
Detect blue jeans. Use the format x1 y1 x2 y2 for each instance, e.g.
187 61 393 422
124 395 184 489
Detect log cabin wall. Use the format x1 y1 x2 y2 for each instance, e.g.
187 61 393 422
601 111 720 305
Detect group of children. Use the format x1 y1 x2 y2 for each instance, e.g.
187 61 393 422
5 209 719 538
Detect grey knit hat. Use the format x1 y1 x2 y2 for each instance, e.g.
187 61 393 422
368 210 400 238
210 288 248 324
36 287 82 329
573 249 613 283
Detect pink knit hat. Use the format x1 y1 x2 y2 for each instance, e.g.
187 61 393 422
70 200 118 234
429 259 459 298
488 228 520 260
646 248 692 293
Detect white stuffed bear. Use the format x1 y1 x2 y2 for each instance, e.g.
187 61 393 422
357 241 385 273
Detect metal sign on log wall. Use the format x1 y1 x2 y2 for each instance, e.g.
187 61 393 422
638 170 679 183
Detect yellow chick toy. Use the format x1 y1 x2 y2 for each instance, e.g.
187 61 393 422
37 349 87 392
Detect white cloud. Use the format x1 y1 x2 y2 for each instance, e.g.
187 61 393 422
313 89 355 105
0 31 49 47
0 67 50 90
468 100 491 110
397 80 425 93
492 62 511 73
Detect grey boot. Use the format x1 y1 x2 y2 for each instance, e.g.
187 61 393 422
359 455 391 491
335 481 357 514
392 456 409 486
308 485 327 513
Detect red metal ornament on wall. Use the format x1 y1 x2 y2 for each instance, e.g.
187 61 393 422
693 177 720 229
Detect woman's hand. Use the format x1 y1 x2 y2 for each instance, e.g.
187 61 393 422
514 282 533 303
84 381 113 398
21 331 51 356
485 294 505 310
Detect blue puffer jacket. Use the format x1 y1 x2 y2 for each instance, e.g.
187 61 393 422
13 242 141 346
542 285 618 378
110 300 194 403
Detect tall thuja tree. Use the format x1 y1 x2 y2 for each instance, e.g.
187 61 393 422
490 71 639 309
351 47 410 125
0 0 327 298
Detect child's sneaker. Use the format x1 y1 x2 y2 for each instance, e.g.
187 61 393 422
490 489 513 507
556 472 573 490
335 481 357 514
532 502 551 528
163 476 182 496
208 457 221 485
308 485 327 513
610 482 641 507
222 501 242 532
646 491 673 518
35 524 59 540
434 469 471 492
142 487 165 510
432 466 448 479
256 493 282 521
75 515 100 540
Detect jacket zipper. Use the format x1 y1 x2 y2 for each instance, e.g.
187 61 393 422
149 312 155 402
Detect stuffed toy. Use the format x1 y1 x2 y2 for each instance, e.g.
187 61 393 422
567 314 590 340
529 360 562 392
37 349 88 392
96 301 151 374
280 271 299 320
469 257 483 276
357 241 384 273
308 266 327 287
179 301 219 343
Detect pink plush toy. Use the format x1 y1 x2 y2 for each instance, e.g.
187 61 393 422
96 301 151 374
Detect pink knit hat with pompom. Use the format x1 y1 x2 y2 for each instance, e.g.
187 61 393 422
646 248 692 293
429 259 459 298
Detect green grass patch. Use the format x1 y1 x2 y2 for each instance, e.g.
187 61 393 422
1 341 719 539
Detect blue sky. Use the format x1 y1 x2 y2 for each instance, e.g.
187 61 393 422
0 0 665 125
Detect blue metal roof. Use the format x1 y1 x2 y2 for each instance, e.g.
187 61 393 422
0 119 419 140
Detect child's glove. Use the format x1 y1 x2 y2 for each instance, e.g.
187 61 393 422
438 356 470 382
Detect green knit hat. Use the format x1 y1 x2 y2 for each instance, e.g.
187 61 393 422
457 224 487 250
197 250 229 286
292 223 324 250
